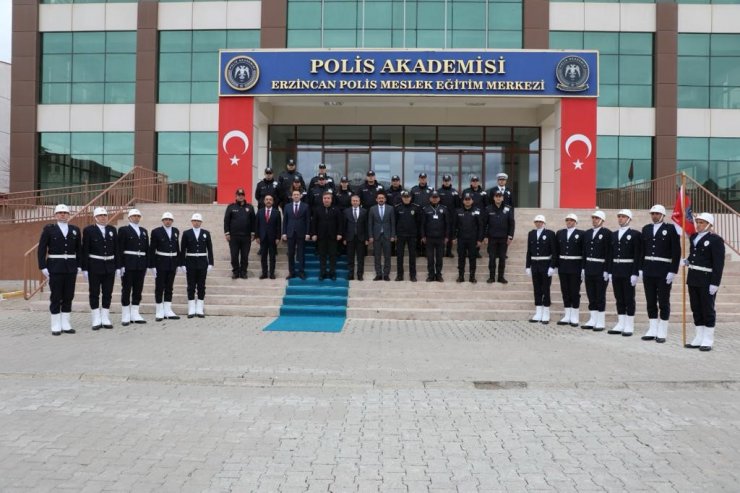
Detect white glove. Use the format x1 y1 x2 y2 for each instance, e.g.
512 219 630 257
709 284 719 296
41 268 50 278
148 268 157 278
525 268 531 277
608 273 613 283
179 266 187 274
630 275 638 287
581 269 585 281
547 267 555 277
120 267 125 276
665 272 675 284
207 265 213 272
115 269 122 278
77 267 82 274
603 272 609 282
638 270 643 279
83 271 89 281
680 258 689 266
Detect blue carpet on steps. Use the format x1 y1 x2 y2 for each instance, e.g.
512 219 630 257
264 243 348 333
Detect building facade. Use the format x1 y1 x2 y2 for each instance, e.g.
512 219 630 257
9 0 740 209
0 61 9 194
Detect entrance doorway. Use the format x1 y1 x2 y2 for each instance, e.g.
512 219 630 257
323 150 370 188
436 151 484 191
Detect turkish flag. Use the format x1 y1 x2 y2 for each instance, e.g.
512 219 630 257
671 185 696 236
217 96 254 204
560 98 597 208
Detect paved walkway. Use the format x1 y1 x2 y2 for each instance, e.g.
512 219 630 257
1 301 739 492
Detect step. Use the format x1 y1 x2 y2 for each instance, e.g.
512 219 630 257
286 285 348 297
283 295 348 306
279 305 346 318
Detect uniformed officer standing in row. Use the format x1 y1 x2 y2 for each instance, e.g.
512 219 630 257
308 173 334 210
554 213 584 327
180 213 214 318
581 210 611 331
38 204 82 335
223 188 256 279
454 193 484 283
387 175 404 206
640 204 681 343
685 212 725 352
149 212 181 321
421 191 450 282
395 190 421 282
358 170 383 209
484 190 514 284
437 174 460 258
463 176 487 259
334 176 354 211
82 207 119 330
277 160 305 209
526 215 555 324
308 163 334 190
118 208 149 326
607 209 641 336
255 167 280 209
488 172 514 208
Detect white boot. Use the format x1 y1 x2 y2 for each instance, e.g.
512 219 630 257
569 308 580 327
529 306 543 323
656 319 669 343
642 319 658 341
164 301 180 320
131 305 147 324
155 303 165 322
121 305 131 326
541 307 551 324
101 308 113 328
557 307 571 325
91 308 102 330
594 312 606 331
61 312 74 333
187 300 196 319
608 314 625 334
51 313 62 335
582 311 596 329
700 326 715 351
195 299 205 318
622 316 635 336
686 326 705 348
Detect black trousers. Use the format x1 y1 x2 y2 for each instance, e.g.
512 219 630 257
612 276 636 316
121 269 146 306
457 239 477 275
229 235 251 275
532 271 552 307
287 235 306 276
426 237 445 276
396 236 417 277
346 238 366 276
373 235 392 277
154 269 177 303
689 285 716 328
445 238 454 256
559 272 582 308
88 272 115 309
260 240 277 275
584 274 608 312
487 239 508 278
643 276 672 320
317 236 338 275
49 272 76 314
186 268 207 300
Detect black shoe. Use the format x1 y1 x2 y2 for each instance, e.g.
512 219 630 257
395 275 403 281
269 273 276 279
102 322 113 329
357 274 363 281
469 276 477 284
486 277 495 284
348 273 355 281
298 273 306 280
373 275 382 281
259 273 268 279
240 272 248 279
699 346 712 352
319 274 325 281
384 275 391 281
187 314 195 319
476 253 482 259
286 274 295 280
122 321 130 327
498 277 508 284
581 324 594 330
655 338 666 344
232 272 239 279
436 275 444 282
331 275 337 281
426 275 435 282
641 335 655 341
621 332 633 337
63 329 76 334
410 276 417 282
556 320 569 326
456 276 464 283
445 253 454 258
197 313 205 319
92 325 101 331
607 330 621 335
684 343 700 349
52 332 61 336
592 327 605 332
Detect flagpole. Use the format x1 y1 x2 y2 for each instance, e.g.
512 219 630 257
681 173 687 347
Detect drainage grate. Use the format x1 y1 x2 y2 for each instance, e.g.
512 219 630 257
473 380 528 390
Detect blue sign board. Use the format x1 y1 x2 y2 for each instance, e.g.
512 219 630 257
219 49 598 98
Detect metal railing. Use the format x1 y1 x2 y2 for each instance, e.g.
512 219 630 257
597 172 740 255
168 181 216 204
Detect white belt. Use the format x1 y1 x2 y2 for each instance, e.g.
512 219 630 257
586 257 605 263
559 255 582 260
531 256 551 261
613 259 634 263
156 250 178 257
124 250 146 256
185 252 208 257
47 254 76 259
644 256 672 263
89 254 115 261
689 264 712 273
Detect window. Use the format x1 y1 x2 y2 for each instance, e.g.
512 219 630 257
677 137 740 208
157 132 218 185
596 136 652 190
678 34 740 109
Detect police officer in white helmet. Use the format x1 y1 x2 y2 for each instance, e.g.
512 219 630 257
607 209 641 336
581 210 611 331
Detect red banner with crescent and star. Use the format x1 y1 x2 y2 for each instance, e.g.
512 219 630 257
217 96 254 204
560 98 597 208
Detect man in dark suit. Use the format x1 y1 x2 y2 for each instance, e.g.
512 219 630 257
256 194 281 279
82 207 119 331
553 213 585 327
368 190 396 281
526 214 556 324
311 191 344 280
117 208 149 326
38 204 82 335
180 213 214 318
343 195 368 281
149 211 181 321
282 189 311 279
607 209 642 336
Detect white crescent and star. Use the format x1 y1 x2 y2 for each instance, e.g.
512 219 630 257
565 133 592 171
222 130 250 167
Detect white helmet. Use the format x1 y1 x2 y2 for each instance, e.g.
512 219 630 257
191 213 203 222
496 172 508 180
695 212 714 226
534 214 546 223
617 209 633 220
128 208 142 218
93 207 108 216
565 213 578 222
592 210 606 221
161 212 174 220
650 204 666 216
54 204 70 214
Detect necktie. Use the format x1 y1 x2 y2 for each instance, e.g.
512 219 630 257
380 206 384 219
354 208 358 221
266 209 270 221
294 204 298 216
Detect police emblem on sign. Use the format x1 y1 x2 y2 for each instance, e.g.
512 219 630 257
225 56 260 92
556 56 590 92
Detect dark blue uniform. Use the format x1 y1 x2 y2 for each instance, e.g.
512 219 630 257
277 170 305 207
255 178 280 209
149 226 180 304
462 186 487 211
358 181 384 209
82 224 118 311
386 185 405 207
411 184 433 208
526 229 556 310
687 232 725 330
609 228 641 319
117 224 149 308
223 201 256 278
553 228 585 314
582 227 612 316
394 202 422 280
454 206 484 281
640 222 681 321
437 185 460 256
420 204 451 280
484 203 515 282
334 187 354 211
38 222 82 316
180 229 214 301
487 186 513 208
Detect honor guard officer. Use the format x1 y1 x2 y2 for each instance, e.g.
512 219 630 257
255 168 280 209
335 176 354 211
181 213 214 318
394 190 422 282
358 170 384 209
224 188 256 279
685 213 725 352
38 204 82 335
310 191 344 281
277 159 306 208
607 209 642 336
420 191 451 282
484 190 515 284
387 175 405 206
256 195 282 279
581 210 611 331
553 213 585 327
454 193 485 283
488 172 514 208
343 195 369 281
526 215 556 324
639 204 681 343
308 163 335 190
149 211 181 321
117 209 149 326
437 175 460 258
82 207 119 331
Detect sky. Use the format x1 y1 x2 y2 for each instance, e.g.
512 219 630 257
1 0 11 63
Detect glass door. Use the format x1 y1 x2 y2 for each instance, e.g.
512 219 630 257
324 150 370 188
436 151 484 191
